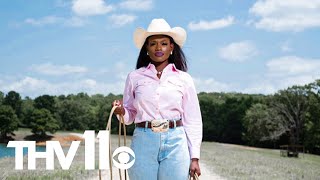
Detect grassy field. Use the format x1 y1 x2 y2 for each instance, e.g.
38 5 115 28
1 130 320 179
201 142 320 180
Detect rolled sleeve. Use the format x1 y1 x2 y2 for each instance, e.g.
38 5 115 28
182 75 203 159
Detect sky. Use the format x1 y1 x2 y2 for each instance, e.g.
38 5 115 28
1 0 320 98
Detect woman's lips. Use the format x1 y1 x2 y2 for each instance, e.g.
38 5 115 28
155 52 164 57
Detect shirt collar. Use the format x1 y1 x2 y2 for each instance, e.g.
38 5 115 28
145 63 179 74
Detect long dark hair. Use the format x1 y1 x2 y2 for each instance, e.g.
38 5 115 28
135 35 188 72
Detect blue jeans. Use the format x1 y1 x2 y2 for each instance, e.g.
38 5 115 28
129 126 190 180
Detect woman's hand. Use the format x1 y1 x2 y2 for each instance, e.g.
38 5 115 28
112 100 125 116
189 158 201 178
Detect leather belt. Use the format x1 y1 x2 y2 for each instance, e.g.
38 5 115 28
136 120 183 128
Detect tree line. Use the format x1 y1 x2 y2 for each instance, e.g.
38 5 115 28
0 79 319 154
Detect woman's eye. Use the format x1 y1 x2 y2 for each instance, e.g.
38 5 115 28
162 43 168 45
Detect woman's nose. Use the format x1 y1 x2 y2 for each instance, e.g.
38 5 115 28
156 44 161 51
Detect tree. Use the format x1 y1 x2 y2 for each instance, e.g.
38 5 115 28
91 94 107 107
271 86 308 145
0 105 19 139
34 95 56 114
0 91 4 105
198 94 221 141
304 80 320 153
3 91 22 119
56 100 92 131
243 103 288 146
20 97 35 127
29 109 59 136
219 96 254 144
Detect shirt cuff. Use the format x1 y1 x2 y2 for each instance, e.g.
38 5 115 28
116 108 131 125
190 147 200 159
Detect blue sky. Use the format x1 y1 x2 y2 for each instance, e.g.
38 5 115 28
1 0 320 98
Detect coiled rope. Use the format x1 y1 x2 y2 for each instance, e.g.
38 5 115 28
99 105 127 180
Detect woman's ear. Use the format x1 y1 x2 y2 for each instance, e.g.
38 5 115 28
170 43 174 52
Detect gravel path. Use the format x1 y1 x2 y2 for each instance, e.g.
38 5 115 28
200 162 225 180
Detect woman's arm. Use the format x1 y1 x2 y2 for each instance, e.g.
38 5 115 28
112 73 136 125
181 74 203 177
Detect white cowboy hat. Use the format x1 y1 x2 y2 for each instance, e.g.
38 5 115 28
133 18 187 49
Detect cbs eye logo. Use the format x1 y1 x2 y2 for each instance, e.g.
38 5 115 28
112 146 135 169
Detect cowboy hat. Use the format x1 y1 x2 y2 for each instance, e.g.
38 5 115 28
133 18 187 49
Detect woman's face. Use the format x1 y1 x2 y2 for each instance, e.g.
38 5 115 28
146 35 174 63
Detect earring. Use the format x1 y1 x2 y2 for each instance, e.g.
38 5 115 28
170 51 173 55
147 52 149 56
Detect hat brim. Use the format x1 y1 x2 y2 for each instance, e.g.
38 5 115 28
133 27 187 49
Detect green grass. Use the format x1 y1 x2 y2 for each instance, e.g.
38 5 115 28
4 167 88 180
1 129 320 179
201 142 320 179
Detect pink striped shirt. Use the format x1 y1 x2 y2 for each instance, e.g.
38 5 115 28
122 63 202 159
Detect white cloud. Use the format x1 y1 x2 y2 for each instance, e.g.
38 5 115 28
243 74 319 95
64 16 86 27
218 41 258 62
24 16 86 27
109 14 137 27
29 63 88 76
72 0 114 16
188 16 234 31
266 56 320 76
192 56 320 95
193 77 233 93
249 0 320 32
119 0 153 11
242 56 320 94
192 75 319 95
25 16 63 26
193 77 274 95
1 77 53 97
0 61 132 97
0 76 125 98
242 82 278 95
280 75 318 88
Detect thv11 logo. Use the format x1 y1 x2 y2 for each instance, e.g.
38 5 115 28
7 130 135 170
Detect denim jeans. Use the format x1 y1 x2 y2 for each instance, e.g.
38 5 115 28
128 126 190 180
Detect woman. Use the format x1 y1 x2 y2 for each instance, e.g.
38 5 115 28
112 18 202 180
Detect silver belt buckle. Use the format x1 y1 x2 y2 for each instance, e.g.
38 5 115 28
151 119 169 132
